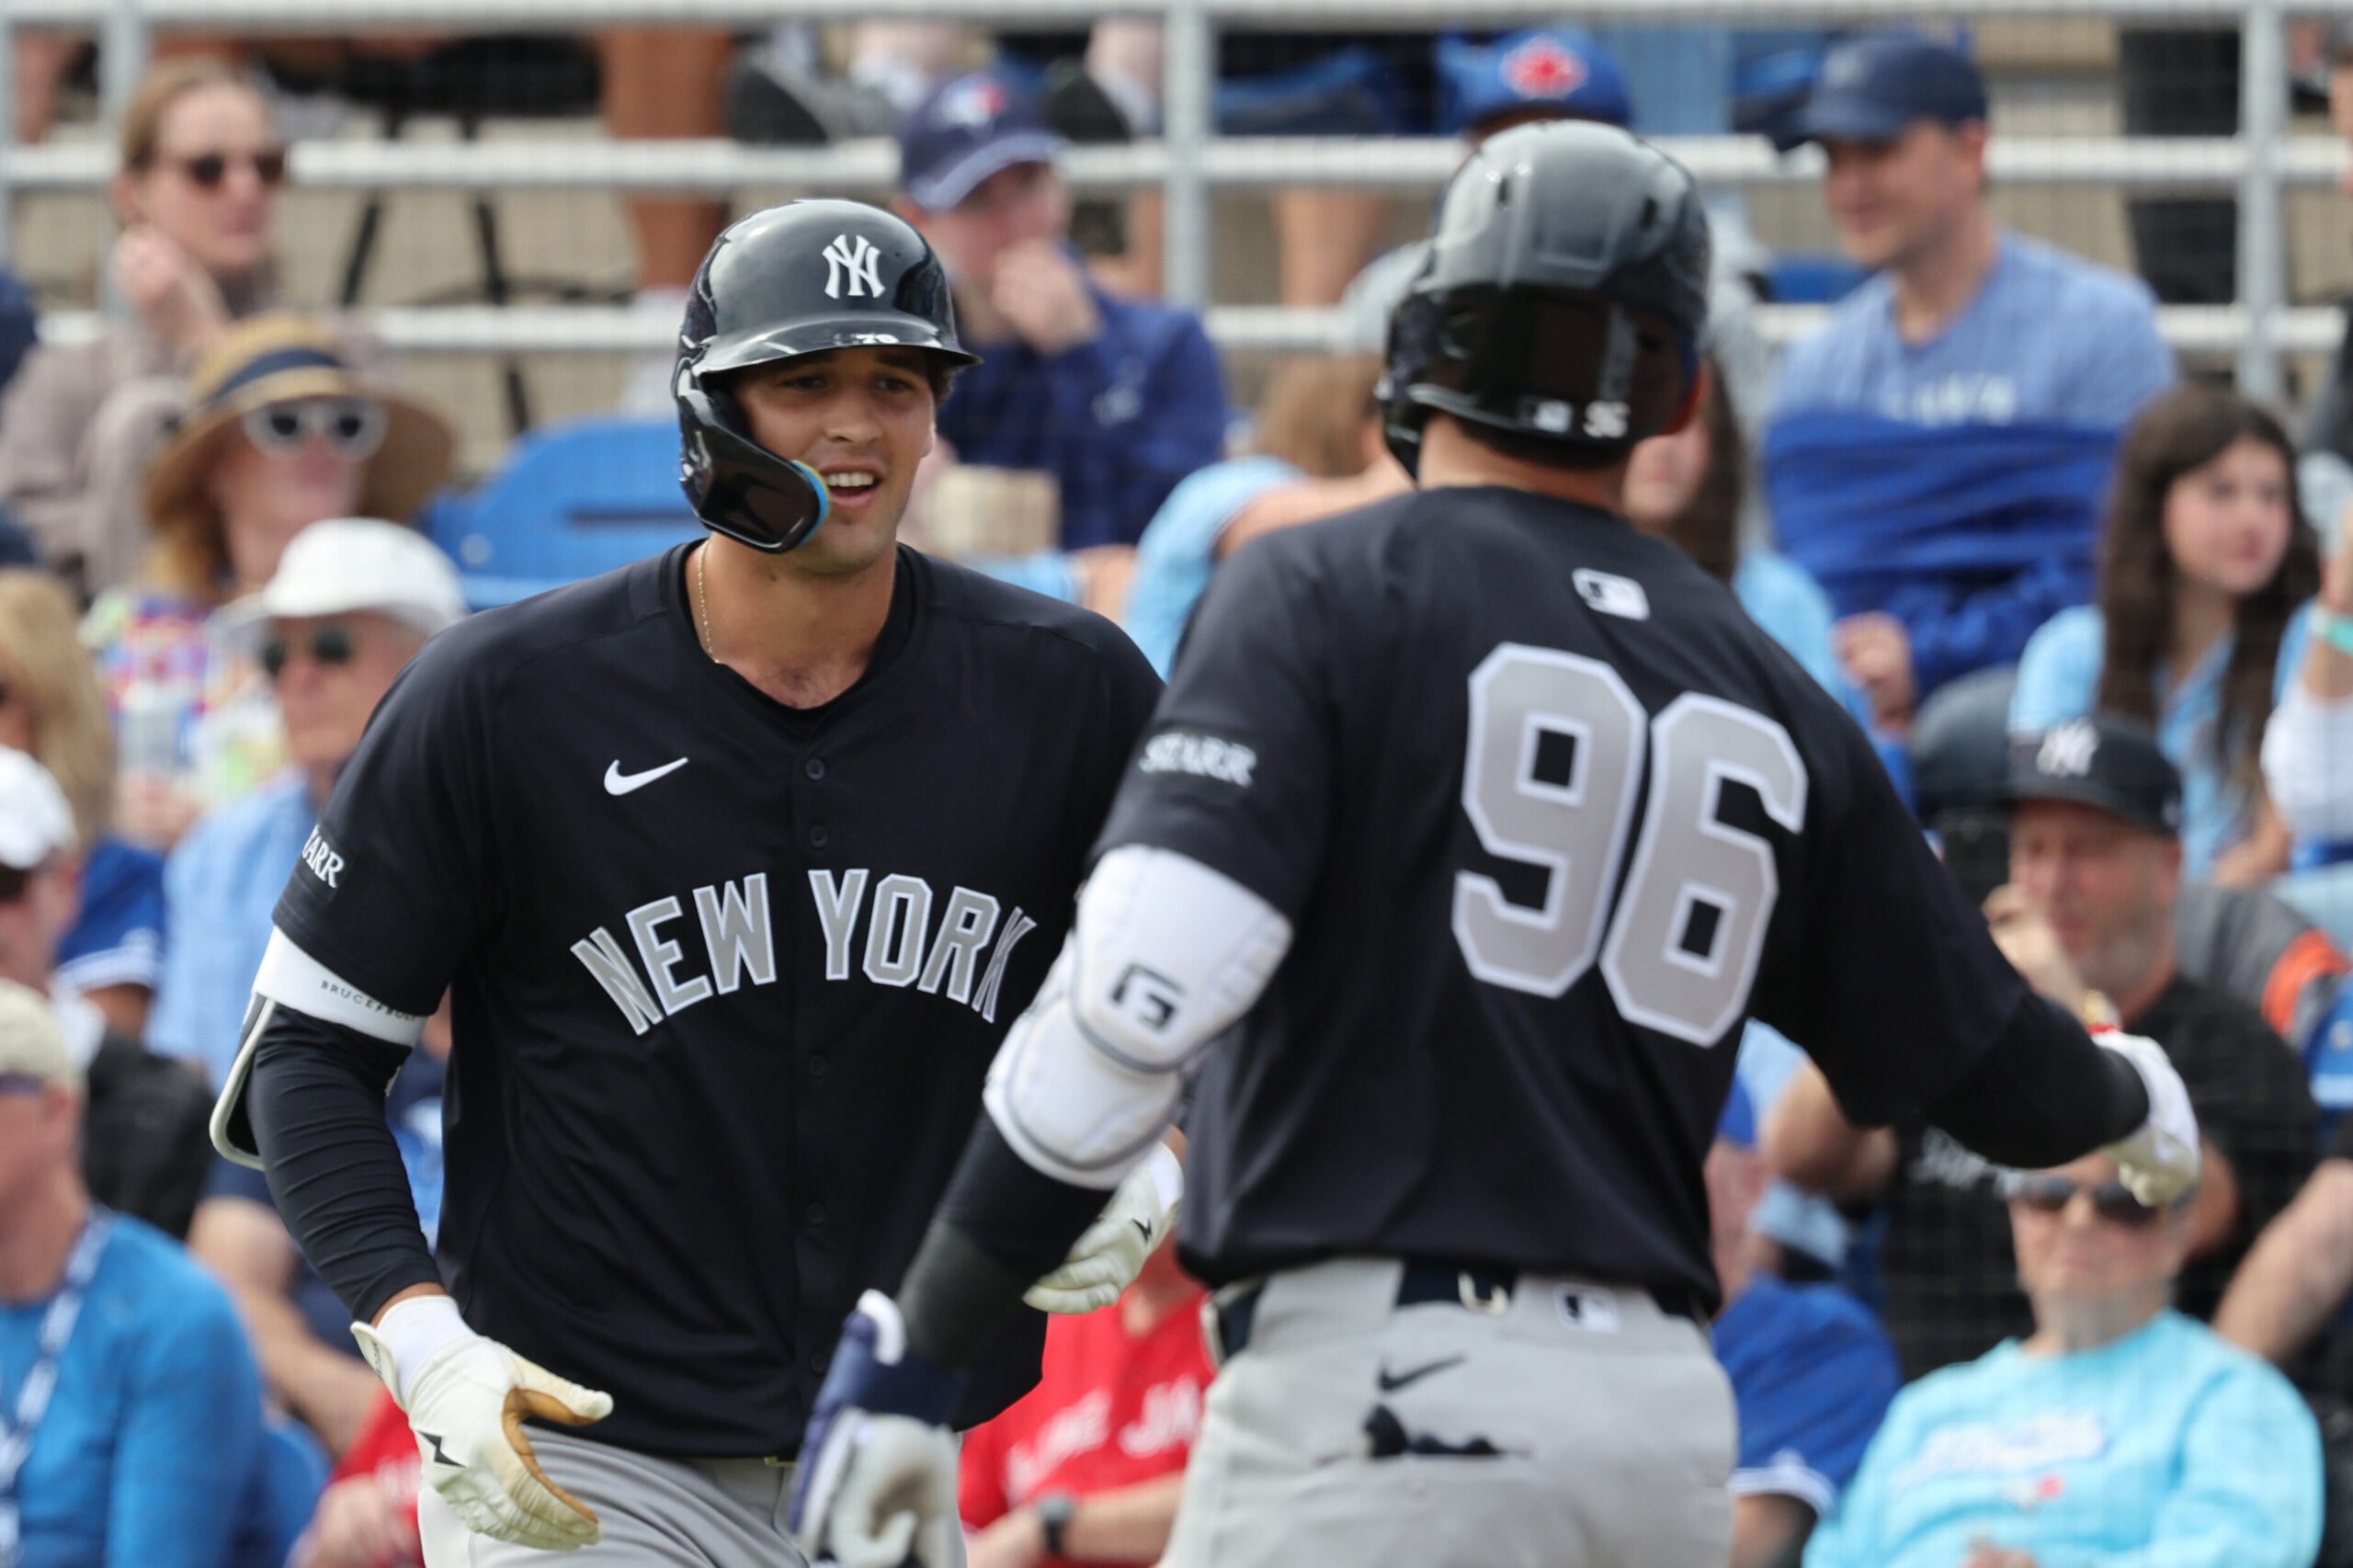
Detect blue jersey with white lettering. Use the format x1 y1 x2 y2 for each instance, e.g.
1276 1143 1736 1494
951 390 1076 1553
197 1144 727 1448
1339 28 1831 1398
1804 1312 2321 1568
267 543 1161 1456
1772 233 2172 432
1717 1276 1899 1518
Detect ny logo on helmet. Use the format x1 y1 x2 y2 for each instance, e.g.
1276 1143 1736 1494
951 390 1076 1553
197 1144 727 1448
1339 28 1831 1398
823 233 884 301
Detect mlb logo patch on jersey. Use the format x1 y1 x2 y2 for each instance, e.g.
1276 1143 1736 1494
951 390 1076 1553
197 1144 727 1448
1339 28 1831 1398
1574 569 1650 621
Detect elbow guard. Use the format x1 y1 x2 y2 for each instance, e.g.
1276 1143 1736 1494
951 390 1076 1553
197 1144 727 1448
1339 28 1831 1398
211 927 426 1167
984 846 1291 1187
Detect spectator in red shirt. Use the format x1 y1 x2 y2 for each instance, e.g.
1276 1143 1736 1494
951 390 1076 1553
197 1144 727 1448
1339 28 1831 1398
959 1232 1212 1567
290 1390 420 1568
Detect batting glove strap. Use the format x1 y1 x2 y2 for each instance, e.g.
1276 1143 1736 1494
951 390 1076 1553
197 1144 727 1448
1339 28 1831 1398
352 1303 615 1552
790 1293 966 1568
1025 1143 1184 1314
2098 1031 2202 1208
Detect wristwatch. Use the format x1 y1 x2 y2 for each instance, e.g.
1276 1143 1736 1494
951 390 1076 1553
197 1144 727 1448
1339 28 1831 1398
1036 1493 1076 1558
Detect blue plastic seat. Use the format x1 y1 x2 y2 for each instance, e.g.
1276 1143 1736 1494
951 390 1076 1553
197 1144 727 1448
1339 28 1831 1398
426 415 700 608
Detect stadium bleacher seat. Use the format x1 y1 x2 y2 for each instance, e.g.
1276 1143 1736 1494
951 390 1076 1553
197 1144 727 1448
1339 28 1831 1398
425 414 699 608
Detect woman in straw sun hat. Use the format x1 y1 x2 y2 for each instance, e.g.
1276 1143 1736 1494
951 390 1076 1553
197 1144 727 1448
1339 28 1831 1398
85 312 454 849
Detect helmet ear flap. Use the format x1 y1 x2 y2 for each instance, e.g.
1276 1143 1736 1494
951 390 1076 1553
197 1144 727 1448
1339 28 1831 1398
676 359 831 553
1381 293 1443 478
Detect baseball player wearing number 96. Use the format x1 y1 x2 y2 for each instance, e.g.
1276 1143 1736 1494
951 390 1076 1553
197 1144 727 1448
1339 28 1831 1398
205 199 1176 1564
787 122 2204 1568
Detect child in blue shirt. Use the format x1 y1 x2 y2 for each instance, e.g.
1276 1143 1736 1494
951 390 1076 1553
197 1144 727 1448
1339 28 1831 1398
2014 384 2325 883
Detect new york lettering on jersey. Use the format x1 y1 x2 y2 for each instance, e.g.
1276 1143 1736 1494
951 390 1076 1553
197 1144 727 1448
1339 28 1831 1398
566 869 1041 1033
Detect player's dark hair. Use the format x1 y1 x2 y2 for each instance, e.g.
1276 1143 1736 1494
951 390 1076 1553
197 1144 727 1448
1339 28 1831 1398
2096 382 2321 794
1652 360 1745 586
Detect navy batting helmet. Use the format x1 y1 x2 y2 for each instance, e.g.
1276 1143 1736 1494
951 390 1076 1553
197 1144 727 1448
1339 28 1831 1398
1382 119 1711 475
675 199 978 552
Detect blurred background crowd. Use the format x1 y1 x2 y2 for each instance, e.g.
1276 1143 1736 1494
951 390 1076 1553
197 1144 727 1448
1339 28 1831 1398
6 11 2353 1568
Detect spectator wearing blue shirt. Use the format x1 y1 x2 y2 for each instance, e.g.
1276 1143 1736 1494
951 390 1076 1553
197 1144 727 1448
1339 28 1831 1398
1804 1149 2322 1568
1710 1081 1901 1568
894 70 1227 555
2014 385 2324 886
172 520 462 1460
1124 352 1405 675
0 570 165 1039
1764 32 2176 736
0 978 267 1568
152 519 467 1091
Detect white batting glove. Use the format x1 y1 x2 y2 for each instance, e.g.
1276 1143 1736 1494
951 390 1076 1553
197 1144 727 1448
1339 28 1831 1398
1025 1143 1184 1313
351 1295 613 1551
2097 1031 2202 1208
789 1292 964 1568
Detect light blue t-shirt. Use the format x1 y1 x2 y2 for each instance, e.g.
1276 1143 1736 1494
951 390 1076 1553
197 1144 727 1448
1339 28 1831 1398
1805 1312 2321 1568
1 1212 265 1568
2010 603 2313 876
1121 456 1302 676
1775 233 2173 432
148 772 315 1088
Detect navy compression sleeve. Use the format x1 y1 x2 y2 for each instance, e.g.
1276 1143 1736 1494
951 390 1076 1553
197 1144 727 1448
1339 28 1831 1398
1924 993 2151 1168
246 1006 442 1324
898 1119 1108 1369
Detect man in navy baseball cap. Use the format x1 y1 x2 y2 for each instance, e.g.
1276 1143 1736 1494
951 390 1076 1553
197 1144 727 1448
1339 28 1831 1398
1777 30 1987 153
1435 28 1632 139
892 68 1227 553
896 68 1071 215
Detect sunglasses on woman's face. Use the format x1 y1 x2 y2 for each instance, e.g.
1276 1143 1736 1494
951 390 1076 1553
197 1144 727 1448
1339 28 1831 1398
0 864 33 905
168 148 289 189
2006 1174 2163 1229
261 624 358 680
241 398 386 461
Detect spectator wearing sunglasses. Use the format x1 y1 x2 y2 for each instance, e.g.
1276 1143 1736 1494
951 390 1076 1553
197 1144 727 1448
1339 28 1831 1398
0 60 383 597
82 314 453 851
1804 1151 2321 1568
1769 714 2317 1381
153 517 464 1096
167 520 461 1460
0 745 212 1243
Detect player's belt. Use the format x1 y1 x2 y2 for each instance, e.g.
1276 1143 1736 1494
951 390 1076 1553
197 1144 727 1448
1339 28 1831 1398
1209 1261 1704 1362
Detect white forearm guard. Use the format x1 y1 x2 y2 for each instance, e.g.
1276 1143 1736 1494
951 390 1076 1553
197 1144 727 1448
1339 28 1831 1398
983 846 1292 1187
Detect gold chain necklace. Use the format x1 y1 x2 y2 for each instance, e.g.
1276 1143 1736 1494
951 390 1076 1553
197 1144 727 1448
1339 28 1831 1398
693 543 718 662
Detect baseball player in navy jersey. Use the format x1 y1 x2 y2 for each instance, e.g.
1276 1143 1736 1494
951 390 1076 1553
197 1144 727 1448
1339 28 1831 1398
205 199 1177 1564
786 123 2205 1568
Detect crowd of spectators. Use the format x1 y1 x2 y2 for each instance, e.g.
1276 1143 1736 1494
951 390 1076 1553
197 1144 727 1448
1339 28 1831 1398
3 18 2353 1568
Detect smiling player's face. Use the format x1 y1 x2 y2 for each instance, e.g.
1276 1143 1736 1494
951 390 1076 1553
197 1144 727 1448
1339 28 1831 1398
731 347 939 577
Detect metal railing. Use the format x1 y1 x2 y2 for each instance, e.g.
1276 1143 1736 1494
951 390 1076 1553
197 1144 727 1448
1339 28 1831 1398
0 0 2337 397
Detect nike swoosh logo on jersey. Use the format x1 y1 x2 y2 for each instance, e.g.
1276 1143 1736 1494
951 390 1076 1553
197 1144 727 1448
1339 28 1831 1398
605 757 689 796
1376 1355 1466 1392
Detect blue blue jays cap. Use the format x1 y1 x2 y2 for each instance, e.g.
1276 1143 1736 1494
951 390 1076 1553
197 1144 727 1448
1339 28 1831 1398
898 69 1069 212
1781 31 1987 152
1438 28 1632 137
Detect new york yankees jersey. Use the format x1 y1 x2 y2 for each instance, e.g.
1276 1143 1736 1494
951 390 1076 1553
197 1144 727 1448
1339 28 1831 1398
266 544 1160 1455
1096 485 2035 1310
